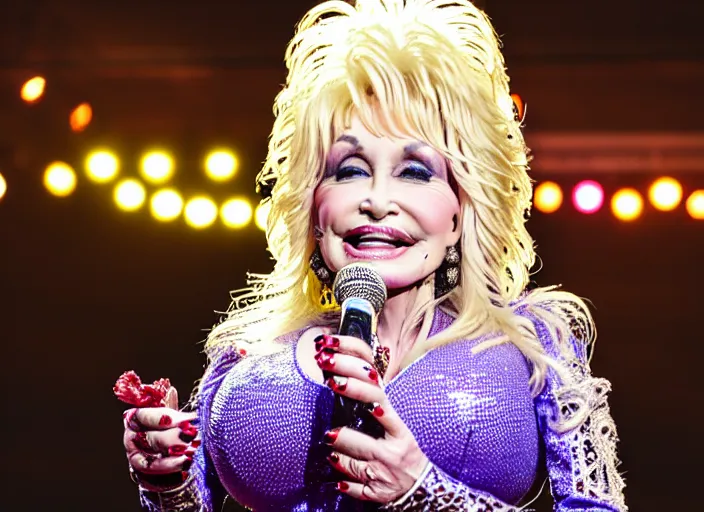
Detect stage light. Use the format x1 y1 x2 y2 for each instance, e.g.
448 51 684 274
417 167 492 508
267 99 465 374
150 189 183 222
255 201 270 231
114 179 146 211
69 103 92 132
648 177 682 211
184 196 217 229
21 76 46 103
204 150 237 182
86 150 119 183
534 181 563 213
140 151 174 184
0 173 6 201
510 93 524 121
572 180 604 214
611 188 643 221
686 190 704 220
220 198 252 228
44 162 77 197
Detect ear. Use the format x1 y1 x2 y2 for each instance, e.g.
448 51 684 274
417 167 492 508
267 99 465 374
447 213 462 246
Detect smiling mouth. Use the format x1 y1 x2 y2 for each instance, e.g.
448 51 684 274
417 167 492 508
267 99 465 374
343 233 413 249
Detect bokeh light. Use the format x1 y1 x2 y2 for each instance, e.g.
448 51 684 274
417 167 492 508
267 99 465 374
21 76 46 103
686 190 704 220
86 150 119 183
44 162 77 197
0 173 6 201
255 201 271 231
69 103 93 132
114 179 146 211
204 150 238 182
150 189 183 221
534 181 563 213
140 151 174 184
572 180 604 214
611 188 644 221
220 198 253 228
648 177 683 212
184 196 218 229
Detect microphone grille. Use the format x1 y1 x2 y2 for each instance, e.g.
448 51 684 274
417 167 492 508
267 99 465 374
332 263 387 314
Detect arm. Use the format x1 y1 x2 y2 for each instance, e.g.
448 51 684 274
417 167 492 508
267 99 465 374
137 350 242 512
532 318 628 511
379 462 519 512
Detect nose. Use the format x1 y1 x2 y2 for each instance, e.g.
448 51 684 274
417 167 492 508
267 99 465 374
359 177 400 220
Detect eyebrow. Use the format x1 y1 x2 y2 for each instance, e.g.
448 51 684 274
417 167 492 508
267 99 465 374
335 134 361 149
335 135 428 156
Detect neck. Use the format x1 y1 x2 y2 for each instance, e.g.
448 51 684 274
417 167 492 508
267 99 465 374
376 278 433 355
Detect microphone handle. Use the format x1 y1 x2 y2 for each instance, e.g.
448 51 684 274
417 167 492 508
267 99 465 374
324 306 385 440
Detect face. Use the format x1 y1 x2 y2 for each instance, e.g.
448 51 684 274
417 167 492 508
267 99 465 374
314 115 461 290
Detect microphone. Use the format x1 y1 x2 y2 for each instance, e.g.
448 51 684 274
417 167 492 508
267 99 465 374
329 263 387 439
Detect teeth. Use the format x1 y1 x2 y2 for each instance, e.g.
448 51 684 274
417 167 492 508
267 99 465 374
358 234 396 242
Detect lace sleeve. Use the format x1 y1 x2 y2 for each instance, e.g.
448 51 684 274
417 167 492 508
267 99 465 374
379 463 518 512
137 349 243 512
533 319 628 511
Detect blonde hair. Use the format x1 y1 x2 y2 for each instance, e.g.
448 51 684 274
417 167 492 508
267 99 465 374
204 0 595 396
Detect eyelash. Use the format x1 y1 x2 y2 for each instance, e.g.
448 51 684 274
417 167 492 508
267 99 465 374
334 162 433 182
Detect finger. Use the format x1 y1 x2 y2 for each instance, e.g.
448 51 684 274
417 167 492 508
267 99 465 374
124 425 201 455
129 452 193 475
314 334 374 366
328 451 377 484
323 426 377 461
325 378 404 437
125 407 197 432
315 350 380 385
337 480 375 501
165 387 179 410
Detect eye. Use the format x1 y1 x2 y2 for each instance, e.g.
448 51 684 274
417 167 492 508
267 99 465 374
400 163 433 182
335 165 370 181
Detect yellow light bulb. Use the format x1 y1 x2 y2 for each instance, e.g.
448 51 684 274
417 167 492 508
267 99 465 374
611 188 643 222
534 181 563 214
44 162 77 197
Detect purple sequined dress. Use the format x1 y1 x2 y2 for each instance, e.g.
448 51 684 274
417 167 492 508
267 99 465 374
137 308 627 511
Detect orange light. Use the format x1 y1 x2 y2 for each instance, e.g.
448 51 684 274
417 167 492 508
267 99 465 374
648 177 682 211
21 76 46 103
510 93 524 121
0 173 6 201
611 188 643 221
70 103 93 132
686 190 704 220
534 181 563 213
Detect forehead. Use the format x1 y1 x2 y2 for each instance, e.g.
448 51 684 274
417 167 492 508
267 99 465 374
331 114 431 152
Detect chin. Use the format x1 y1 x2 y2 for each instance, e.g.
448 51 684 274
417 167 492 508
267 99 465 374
339 254 431 291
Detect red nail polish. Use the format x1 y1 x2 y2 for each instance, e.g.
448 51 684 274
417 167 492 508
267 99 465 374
159 415 172 427
316 352 335 369
190 439 202 448
323 428 340 445
181 471 189 481
337 481 349 492
168 445 188 456
372 405 385 418
326 335 341 348
368 368 378 382
328 452 340 464
238 348 247 356
326 376 347 392
184 448 196 457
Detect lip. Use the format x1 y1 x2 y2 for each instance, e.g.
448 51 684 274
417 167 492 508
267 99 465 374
342 225 416 245
343 242 411 260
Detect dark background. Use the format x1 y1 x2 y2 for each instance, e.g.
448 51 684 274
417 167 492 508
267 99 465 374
1 1 702 510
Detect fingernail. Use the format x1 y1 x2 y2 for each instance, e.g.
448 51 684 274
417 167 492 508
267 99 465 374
315 352 335 370
372 405 384 418
323 428 340 445
179 431 197 443
184 448 197 458
337 481 349 492
181 471 189 481
168 445 188 456
367 368 378 382
325 335 340 348
134 431 151 452
314 334 326 342
159 415 172 427
190 439 202 448
238 348 247 356
328 452 340 464
326 376 347 392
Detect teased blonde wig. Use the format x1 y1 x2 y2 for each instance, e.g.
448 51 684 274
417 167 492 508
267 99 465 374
205 0 595 397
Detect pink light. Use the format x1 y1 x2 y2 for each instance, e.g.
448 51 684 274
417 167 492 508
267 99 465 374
572 180 604 214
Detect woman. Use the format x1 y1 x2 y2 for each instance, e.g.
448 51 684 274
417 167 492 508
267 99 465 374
121 1 627 510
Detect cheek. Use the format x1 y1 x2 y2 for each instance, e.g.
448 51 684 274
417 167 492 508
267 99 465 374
314 184 359 231
404 185 460 236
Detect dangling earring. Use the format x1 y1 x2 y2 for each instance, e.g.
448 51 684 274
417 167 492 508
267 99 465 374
309 246 332 286
310 246 338 310
435 243 461 298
